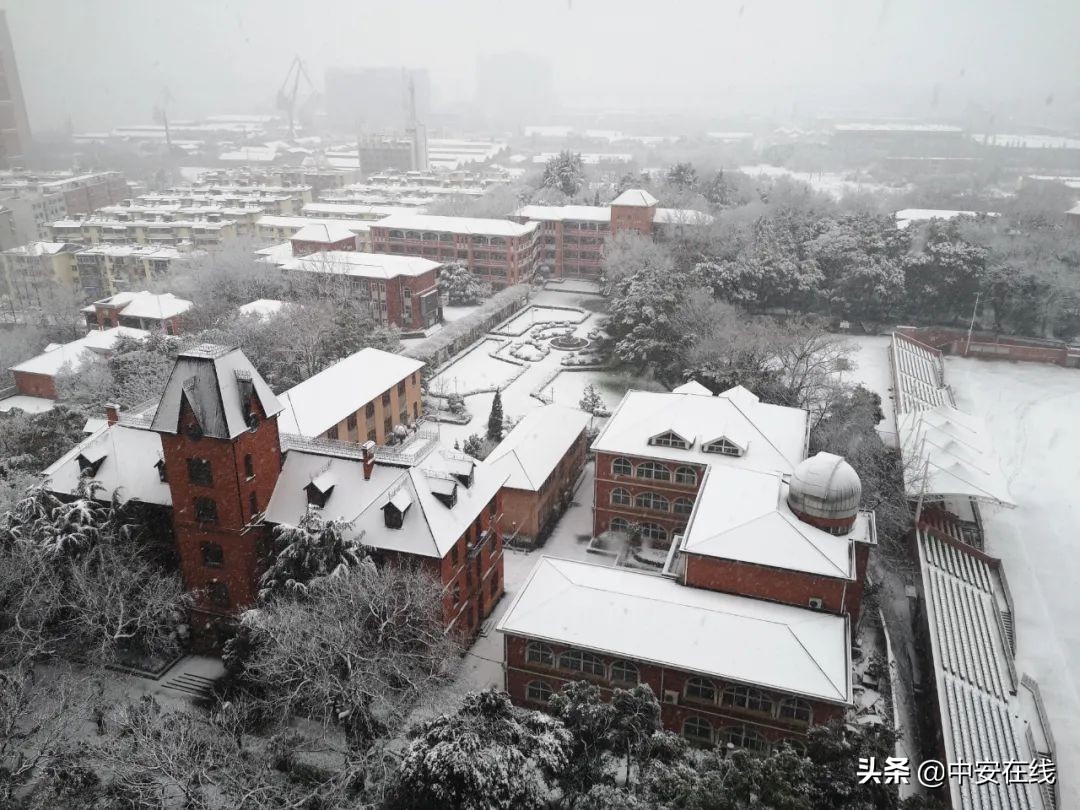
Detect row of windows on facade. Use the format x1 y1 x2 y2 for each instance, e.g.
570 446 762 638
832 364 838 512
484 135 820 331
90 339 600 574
609 488 694 516
524 679 801 753
384 230 528 247
523 643 814 723
610 457 702 485
607 517 668 542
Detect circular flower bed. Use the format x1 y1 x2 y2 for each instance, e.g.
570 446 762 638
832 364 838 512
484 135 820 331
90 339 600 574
549 335 590 351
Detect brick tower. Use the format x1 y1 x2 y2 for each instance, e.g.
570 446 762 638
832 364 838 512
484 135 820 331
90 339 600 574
150 344 283 646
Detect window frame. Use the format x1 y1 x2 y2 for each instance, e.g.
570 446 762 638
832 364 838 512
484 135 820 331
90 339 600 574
610 487 631 507
636 461 671 482
200 541 223 568
685 676 717 704
673 497 694 516
634 492 670 512
639 522 667 542
778 697 813 724
674 466 698 486
722 685 774 715
525 642 554 667
526 680 553 704
558 649 606 677
611 457 633 477
610 659 640 685
187 457 213 487
194 496 218 524
682 716 713 744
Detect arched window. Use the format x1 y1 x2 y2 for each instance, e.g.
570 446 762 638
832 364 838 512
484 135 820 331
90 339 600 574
525 642 554 667
610 660 639 685
778 698 813 724
610 488 631 506
634 492 670 512
558 649 606 677
612 457 633 476
685 677 717 704
609 517 630 535
719 725 769 753
673 497 694 516
640 523 667 542
674 466 698 486
526 680 553 704
422 231 439 241
389 230 404 238
636 462 670 481
490 236 506 246
406 231 420 240
722 685 773 714
682 716 713 744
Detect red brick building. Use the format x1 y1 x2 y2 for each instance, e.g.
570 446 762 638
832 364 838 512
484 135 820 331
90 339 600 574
514 189 713 281
82 290 192 335
281 250 442 332
9 325 149 399
370 213 540 288
499 384 875 751
485 404 590 543
44 343 508 646
288 221 359 256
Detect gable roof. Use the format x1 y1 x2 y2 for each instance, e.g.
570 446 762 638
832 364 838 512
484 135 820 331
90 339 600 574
610 188 659 207
85 290 192 321
290 221 357 243
680 465 869 578
281 251 440 280
374 212 538 238
10 326 149 377
498 557 852 704
276 348 424 438
671 380 712 396
486 405 589 491
151 344 282 439
43 422 171 507
591 387 808 475
263 448 507 558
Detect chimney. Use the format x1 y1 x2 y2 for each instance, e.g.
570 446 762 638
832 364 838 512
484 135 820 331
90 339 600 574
105 402 121 425
361 439 376 480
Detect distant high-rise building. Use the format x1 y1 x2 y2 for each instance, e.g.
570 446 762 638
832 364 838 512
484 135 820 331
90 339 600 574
0 10 31 169
324 67 431 134
476 52 555 127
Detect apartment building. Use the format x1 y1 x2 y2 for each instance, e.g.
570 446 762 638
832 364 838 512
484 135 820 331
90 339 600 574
0 170 130 242
73 244 190 299
370 213 539 288
50 217 238 248
256 215 372 250
0 241 80 308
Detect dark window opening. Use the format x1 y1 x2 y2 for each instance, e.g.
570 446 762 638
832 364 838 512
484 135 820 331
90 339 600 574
201 542 223 567
194 497 218 523
244 454 255 479
207 581 230 608
187 458 213 487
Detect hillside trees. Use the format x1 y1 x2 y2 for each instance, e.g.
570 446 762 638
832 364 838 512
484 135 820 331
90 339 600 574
542 150 586 197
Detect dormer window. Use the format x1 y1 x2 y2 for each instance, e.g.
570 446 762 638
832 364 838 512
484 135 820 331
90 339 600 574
77 450 106 477
649 430 690 450
383 490 412 529
703 437 744 457
305 473 335 509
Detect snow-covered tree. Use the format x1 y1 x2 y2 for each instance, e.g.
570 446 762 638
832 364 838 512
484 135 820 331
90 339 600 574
439 263 494 306
258 510 371 602
606 263 691 371
541 150 586 197
390 689 572 810
486 390 505 443
665 162 698 191
579 383 605 415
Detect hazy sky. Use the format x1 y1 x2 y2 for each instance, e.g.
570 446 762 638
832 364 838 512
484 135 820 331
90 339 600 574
5 0 1080 131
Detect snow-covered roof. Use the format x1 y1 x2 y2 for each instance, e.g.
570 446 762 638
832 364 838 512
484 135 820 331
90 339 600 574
276 348 424 438
281 251 441 280
258 215 372 233
85 290 192 320
1 241 74 257
302 202 421 219
0 395 54 414
592 386 808 475
679 465 873 579
373 213 538 238
973 133 1080 150
835 123 964 133
486 405 589 491
238 299 286 319
43 423 171 507
916 526 1042 810
894 208 986 229
10 327 149 377
671 380 712 396
515 204 610 223
890 332 954 413
498 557 852 704
290 222 357 244
898 405 1015 507
1068 203 1080 216
151 344 282 440
610 188 658 207
264 448 507 558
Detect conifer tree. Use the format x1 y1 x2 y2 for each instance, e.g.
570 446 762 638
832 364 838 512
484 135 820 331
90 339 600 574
486 390 504 443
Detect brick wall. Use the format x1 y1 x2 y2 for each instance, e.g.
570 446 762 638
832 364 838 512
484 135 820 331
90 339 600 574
593 450 705 541
897 325 1078 367
683 554 854 615
13 369 56 398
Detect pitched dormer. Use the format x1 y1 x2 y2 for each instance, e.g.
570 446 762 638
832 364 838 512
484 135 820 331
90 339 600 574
305 471 335 509
702 435 746 457
649 429 692 450
383 489 413 529
77 446 107 476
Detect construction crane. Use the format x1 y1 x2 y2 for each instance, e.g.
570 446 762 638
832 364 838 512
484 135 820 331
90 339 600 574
277 56 314 142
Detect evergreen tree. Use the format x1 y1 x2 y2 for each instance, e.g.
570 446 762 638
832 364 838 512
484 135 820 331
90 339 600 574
541 150 586 197
579 383 605 415
487 390 504 443
258 510 371 601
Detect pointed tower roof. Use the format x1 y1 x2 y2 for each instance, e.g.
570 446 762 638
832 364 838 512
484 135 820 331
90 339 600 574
151 343 282 439
610 188 658 207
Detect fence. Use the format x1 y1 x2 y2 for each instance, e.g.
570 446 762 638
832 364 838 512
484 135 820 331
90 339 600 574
896 326 1080 368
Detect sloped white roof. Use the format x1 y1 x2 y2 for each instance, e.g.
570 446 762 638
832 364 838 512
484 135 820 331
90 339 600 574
2 241 74 257
302 202 420 219
88 290 192 320
290 222 357 243
897 405 1014 506
264 448 507 558
151 344 282 440
238 299 286 319
277 348 424 438
486 405 589 491
10 327 149 377
258 215 372 233
680 465 866 578
592 387 808 475
374 213 538 237
671 380 712 396
282 251 440 280
43 423 170 506
515 204 610 223
0 395 54 414
498 557 851 704
610 188 658 207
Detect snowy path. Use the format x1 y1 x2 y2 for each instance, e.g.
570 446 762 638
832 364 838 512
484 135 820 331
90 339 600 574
945 357 1080 805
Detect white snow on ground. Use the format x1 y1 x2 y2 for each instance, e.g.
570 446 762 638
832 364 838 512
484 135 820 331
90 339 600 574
442 303 480 323
945 357 1080 807
499 304 584 333
841 335 897 439
431 338 519 395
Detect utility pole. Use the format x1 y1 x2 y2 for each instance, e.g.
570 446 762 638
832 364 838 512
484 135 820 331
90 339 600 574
964 292 981 357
